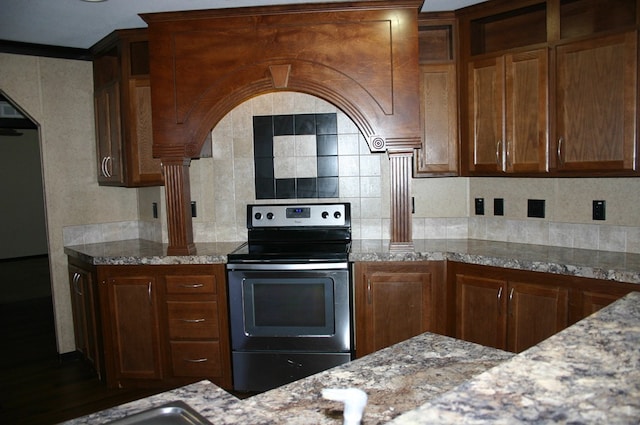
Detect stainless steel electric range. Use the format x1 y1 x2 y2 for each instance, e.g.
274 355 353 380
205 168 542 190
226 202 353 392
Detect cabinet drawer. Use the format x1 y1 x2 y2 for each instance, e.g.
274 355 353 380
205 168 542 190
166 275 216 295
170 341 221 377
167 301 219 339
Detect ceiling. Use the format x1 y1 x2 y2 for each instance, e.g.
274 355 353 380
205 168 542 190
0 0 487 50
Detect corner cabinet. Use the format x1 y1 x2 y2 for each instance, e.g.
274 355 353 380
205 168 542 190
95 264 232 389
354 261 446 358
91 29 163 187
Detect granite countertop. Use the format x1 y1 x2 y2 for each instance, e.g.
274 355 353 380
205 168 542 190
62 332 514 425
65 238 640 284
62 292 640 424
390 291 640 424
63 239 242 265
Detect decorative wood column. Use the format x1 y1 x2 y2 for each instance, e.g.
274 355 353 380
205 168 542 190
388 150 414 252
162 157 196 255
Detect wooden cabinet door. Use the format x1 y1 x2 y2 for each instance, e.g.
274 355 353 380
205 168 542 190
354 262 443 358
101 275 163 383
467 56 504 173
414 63 458 176
126 77 163 186
554 31 638 173
504 49 548 173
94 81 124 185
68 263 102 379
507 281 569 353
467 49 548 174
455 273 507 350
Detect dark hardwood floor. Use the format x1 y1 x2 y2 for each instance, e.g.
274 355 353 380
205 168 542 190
0 259 167 425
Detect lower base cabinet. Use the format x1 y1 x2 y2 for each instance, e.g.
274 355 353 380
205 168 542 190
68 258 103 379
448 262 638 353
93 263 232 389
354 261 445 358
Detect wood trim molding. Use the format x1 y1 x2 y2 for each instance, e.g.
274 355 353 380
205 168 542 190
162 158 196 255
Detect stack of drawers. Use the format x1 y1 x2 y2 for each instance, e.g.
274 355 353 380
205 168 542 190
165 274 223 379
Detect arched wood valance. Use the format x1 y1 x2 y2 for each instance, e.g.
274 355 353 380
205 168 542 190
142 1 422 254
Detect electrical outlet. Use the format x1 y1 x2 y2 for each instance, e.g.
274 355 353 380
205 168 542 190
474 198 484 215
527 199 545 218
191 201 197 217
494 198 504 216
152 202 158 219
593 200 606 221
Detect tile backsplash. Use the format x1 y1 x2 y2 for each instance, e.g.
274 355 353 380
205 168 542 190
63 92 640 254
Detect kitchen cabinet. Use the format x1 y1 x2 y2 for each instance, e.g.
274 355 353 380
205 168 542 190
163 268 232 389
458 0 639 176
354 261 445 358
91 28 163 187
67 258 103 379
448 261 639 353
414 13 459 177
450 262 569 352
95 264 232 389
553 31 638 173
466 49 548 174
98 268 164 387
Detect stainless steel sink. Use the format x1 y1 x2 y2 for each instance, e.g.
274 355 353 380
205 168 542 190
105 400 213 425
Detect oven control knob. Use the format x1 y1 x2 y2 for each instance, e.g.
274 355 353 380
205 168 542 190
254 212 262 220
322 211 329 219
266 212 274 220
334 211 342 219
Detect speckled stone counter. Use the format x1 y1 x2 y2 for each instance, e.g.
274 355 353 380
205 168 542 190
390 291 640 424
64 239 241 265
65 238 640 284
350 239 640 284
62 292 640 424
61 333 514 424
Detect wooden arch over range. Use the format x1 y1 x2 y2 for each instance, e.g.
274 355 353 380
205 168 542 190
142 0 423 254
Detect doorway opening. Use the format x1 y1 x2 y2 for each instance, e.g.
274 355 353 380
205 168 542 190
0 91 56 363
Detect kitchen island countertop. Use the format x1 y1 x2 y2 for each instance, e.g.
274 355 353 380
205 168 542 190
61 292 640 424
63 331 514 424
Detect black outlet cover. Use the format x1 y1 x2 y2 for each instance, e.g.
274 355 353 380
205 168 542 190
494 198 504 216
475 198 484 215
593 200 606 221
527 199 545 218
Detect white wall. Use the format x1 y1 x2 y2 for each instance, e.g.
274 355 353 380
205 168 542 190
0 52 139 353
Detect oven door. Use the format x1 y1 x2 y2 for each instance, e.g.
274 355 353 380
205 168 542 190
227 263 352 353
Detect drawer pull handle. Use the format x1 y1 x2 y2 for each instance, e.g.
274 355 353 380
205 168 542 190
179 283 204 288
180 318 206 323
184 358 208 363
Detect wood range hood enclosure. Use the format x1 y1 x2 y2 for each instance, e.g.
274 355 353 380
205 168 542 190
142 0 423 255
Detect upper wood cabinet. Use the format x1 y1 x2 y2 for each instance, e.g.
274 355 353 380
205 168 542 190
414 13 459 177
91 29 163 187
466 49 549 174
354 261 445 358
458 0 639 177
553 31 638 173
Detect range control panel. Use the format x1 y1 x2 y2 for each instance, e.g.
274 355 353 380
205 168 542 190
248 203 350 228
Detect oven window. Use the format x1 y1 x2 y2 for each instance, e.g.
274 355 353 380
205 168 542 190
243 278 335 337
